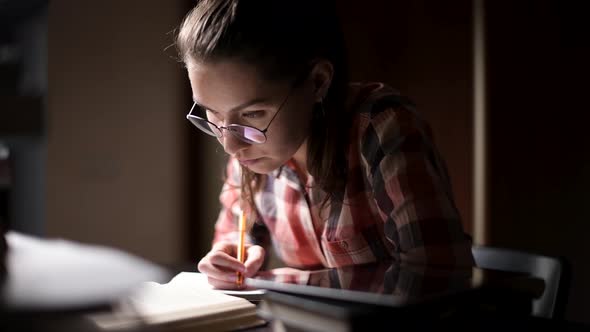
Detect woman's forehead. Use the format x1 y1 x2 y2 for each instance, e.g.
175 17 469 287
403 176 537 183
188 60 288 108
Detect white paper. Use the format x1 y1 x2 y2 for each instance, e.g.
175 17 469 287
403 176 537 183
2 231 168 310
168 272 266 297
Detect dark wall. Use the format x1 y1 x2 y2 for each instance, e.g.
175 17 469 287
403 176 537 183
336 0 474 233
486 0 590 323
47 0 189 265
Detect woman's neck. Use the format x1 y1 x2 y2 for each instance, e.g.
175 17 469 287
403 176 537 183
291 138 309 182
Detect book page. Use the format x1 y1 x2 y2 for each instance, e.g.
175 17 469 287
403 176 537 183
129 281 251 322
90 275 262 330
169 272 266 297
132 281 243 313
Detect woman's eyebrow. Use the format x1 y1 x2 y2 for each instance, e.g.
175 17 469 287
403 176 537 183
192 97 271 113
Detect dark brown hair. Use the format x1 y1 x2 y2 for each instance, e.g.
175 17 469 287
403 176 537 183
176 0 350 221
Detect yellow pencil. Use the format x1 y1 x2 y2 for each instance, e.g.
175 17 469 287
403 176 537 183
236 210 246 286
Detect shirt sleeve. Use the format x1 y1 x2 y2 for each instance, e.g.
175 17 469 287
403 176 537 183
362 106 474 268
212 157 271 252
212 157 242 245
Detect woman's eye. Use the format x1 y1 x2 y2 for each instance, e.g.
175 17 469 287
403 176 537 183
206 109 221 118
242 111 265 119
205 109 223 122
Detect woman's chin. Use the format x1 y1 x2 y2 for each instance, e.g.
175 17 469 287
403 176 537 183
242 158 280 174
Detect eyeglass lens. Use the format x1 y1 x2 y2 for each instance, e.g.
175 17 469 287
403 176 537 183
187 116 267 144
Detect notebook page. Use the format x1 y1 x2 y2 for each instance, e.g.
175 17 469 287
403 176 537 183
127 281 254 325
169 272 266 296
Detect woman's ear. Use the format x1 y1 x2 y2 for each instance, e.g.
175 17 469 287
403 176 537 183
309 60 334 102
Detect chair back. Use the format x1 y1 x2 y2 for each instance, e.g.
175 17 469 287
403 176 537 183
472 246 570 319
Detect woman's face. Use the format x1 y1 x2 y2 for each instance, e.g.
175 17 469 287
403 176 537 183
187 60 316 174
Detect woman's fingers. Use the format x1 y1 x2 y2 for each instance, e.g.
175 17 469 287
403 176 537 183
211 241 236 253
197 246 245 284
198 242 265 289
207 250 246 272
207 276 244 290
198 260 239 283
244 245 265 277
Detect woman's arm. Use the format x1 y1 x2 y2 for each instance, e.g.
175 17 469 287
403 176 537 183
198 157 270 288
212 157 271 251
363 106 474 267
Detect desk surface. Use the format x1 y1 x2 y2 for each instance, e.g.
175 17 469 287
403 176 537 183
1 261 550 332
0 231 582 331
2 295 588 332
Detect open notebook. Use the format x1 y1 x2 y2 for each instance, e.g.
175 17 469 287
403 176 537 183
90 272 265 331
170 272 266 303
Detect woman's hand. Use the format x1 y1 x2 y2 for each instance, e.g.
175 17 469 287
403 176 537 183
197 241 266 289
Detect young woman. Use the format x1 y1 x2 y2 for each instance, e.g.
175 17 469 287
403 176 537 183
176 0 474 289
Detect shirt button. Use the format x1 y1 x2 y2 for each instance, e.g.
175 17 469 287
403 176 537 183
340 241 348 250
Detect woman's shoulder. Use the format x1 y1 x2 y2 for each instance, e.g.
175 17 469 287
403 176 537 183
346 81 416 117
345 82 434 156
345 82 427 137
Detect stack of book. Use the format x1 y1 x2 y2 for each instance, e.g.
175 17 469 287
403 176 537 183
258 290 404 332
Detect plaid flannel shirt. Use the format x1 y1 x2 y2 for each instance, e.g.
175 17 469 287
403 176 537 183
213 82 474 269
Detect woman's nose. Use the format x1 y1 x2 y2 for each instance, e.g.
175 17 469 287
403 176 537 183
221 131 249 155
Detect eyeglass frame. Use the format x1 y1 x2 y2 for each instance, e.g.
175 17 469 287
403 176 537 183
186 69 309 145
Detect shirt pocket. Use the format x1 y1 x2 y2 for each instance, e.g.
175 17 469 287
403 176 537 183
321 233 376 267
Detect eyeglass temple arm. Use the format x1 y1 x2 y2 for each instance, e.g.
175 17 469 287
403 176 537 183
187 102 198 117
260 81 297 133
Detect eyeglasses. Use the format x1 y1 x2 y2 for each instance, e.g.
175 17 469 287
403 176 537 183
185 63 313 144
186 78 300 145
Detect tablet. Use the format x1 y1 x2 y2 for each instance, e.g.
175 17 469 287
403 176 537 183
245 262 474 307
